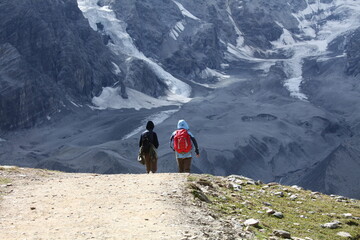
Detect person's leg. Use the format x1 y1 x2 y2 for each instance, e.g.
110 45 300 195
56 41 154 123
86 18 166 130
144 153 151 173
151 157 158 173
177 158 185 173
183 157 192 173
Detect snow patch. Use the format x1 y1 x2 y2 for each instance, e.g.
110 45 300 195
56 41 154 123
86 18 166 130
200 67 230 80
226 43 255 61
122 109 180 140
111 62 121 75
221 63 230 69
169 21 185 40
70 100 82 108
271 22 296 47
172 1 200 20
92 87 186 111
226 2 244 48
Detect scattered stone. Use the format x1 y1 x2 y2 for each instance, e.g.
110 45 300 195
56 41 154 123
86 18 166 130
291 185 303 191
345 220 358 226
227 183 242 191
30 207 36 210
273 229 291 238
321 221 341 229
268 237 278 240
289 194 298 200
335 196 348 201
247 180 256 185
241 200 253 206
273 212 284 219
244 218 259 227
337 232 352 238
266 209 275 215
263 201 272 206
267 182 279 186
191 187 211 203
197 179 213 188
274 191 284 197
255 180 263 185
342 213 352 218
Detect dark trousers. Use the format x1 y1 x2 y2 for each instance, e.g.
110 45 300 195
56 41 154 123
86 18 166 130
177 157 192 173
144 153 157 173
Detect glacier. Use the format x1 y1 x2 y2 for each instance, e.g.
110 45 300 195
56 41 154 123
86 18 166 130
77 0 191 109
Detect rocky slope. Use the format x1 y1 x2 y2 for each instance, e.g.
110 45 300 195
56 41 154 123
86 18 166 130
0 0 122 130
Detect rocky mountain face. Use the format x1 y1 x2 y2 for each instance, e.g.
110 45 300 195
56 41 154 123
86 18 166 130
0 0 359 199
0 0 121 129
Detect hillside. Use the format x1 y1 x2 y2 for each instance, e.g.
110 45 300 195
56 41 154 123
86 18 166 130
1 166 359 239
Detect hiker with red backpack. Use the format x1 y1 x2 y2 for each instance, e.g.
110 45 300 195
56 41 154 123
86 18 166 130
139 121 159 173
170 119 200 173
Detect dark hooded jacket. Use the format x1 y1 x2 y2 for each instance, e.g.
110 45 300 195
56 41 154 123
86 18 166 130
139 121 159 149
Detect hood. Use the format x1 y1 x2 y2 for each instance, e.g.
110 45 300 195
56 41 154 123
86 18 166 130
146 121 154 130
177 119 189 130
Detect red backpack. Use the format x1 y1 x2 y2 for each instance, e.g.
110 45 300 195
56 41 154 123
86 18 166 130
174 129 192 153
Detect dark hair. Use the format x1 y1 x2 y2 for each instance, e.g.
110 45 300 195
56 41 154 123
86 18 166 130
146 121 154 130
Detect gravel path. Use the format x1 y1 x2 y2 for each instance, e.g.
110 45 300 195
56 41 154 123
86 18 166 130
0 170 200 240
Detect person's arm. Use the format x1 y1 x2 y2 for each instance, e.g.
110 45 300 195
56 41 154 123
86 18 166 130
139 134 143 148
190 136 199 155
169 132 175 151
153 132 159 149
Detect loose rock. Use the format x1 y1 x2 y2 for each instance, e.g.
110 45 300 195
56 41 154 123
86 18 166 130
274 192 284 197
273 212 284 219
321 221 341 229
244 218 259 227
273 229 291 238
337 232 352 238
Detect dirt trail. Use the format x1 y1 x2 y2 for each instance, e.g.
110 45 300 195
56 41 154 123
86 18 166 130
0 170 202 240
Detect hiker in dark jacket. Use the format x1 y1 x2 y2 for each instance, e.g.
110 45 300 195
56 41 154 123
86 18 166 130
139 121 159 173
170 119 199 173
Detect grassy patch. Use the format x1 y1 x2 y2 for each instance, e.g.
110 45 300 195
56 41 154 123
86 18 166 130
0 166 20 172
188 175 360 240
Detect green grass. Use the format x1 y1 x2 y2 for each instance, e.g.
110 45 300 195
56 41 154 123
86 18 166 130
188 175 360 240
